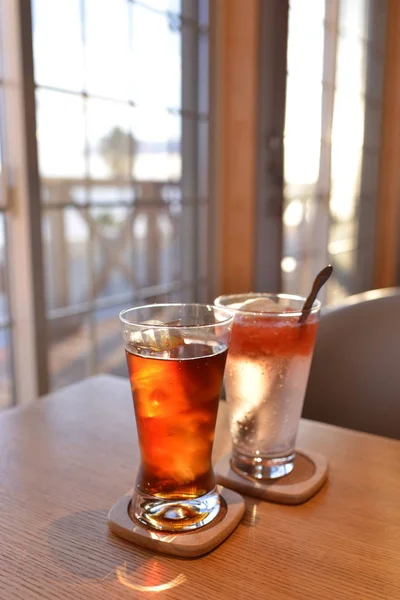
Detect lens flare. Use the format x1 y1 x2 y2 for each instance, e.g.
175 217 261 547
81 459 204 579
116 563 187 593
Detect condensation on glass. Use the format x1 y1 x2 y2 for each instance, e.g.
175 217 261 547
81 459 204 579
32 0 210 390
283 0 387 304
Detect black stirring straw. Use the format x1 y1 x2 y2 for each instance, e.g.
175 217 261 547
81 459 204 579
298 265 333 325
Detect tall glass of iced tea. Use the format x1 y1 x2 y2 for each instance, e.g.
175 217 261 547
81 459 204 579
120 303 233 532
215 294 320 480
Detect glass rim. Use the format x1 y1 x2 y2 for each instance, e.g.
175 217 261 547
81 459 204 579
214 293 321 318
119 302 234 329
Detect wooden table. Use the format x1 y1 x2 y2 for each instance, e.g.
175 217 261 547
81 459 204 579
0 375 399 600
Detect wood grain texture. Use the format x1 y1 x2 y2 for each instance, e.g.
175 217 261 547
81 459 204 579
215 449 328 505
373 0 400 287
213 0 259 294
0 375 399 599
108 487 245 558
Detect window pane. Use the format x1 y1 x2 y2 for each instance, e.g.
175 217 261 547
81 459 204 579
154 204 181 285
91 206 133 300
138 0 181 15
48 316 91 389
283 0 387 304
94 289 194 377
198 282 208 303
282 255 326 298
86 98 132 180
328 219 358 256
333 39 366 219
284 82 323 187
330 250 357 275
87 183 134 204
132 107 181 181
43 208 90 311
131 202 181 290
283 1 327 298
32 0 209 394
95 297 185 378
85 0 131 100
43 181 90 206
0 328 13 408
336 38 366 97
95 305 126 377
36 90 86 178
286 0 325 90
283 196 329 258
331 90 364 220
131 4 181 110
327 251 357 302
32 0 84 91
167 287 195 302
338 0 368 38
326 275 351 305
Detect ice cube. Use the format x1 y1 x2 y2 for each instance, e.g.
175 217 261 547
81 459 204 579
229 302 245 310
130 327 183 352
239 298 283 313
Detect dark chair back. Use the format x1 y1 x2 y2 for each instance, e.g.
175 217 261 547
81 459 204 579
303 288 400 439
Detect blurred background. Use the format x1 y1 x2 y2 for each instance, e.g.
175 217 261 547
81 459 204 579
0 0 396 407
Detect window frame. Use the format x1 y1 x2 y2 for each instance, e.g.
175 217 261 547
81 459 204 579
0 0 211 403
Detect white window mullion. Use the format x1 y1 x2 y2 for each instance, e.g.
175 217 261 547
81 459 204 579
315 0 340 304
1 0 48 403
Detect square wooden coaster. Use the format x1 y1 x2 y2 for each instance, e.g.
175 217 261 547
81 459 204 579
214 449 328 505
108 486 245 558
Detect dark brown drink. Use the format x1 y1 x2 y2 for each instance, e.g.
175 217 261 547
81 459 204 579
126 339 227 500
120 303 233 531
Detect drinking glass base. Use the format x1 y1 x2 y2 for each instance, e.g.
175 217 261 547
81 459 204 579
130 487 221 532
231 451 295 480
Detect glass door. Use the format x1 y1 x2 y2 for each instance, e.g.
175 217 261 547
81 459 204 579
256 0 387 304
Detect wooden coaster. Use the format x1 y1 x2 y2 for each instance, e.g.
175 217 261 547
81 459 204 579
214 449 328 505
108 486 245 558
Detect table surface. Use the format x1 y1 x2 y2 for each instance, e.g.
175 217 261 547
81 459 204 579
0 375 399 600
